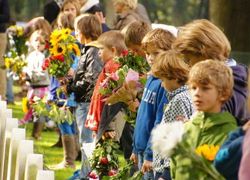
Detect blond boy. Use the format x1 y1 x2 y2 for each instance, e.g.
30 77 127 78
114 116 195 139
171 60 238 179
173 19 249 125
151 50 194 179
130 29 176 179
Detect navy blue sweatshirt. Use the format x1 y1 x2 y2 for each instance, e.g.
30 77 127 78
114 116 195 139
133 75 168 161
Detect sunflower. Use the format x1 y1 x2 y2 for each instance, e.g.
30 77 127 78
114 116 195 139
62 28 72 36
72 44 81 56
50 44 66 56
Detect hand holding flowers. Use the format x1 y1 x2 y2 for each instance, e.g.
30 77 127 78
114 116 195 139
152 122 224 180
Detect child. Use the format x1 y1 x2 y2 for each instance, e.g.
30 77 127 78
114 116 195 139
122 20 152 57
130 28 176 180
173 19 249 125
61 0 80 19
66 14 103 179
85 30 127 134
21 30 50 140
49 11 80 170
151 50 194 179
171 60 238 179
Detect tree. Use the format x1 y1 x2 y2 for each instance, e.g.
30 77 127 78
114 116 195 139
210 0 250 52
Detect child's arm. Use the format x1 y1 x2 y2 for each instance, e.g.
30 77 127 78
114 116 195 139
213 127 245 178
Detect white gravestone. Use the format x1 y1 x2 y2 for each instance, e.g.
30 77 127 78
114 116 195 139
2 118 18 179
24 154 43 180
36 170 54 180
7 128 26 180
15 140 33 180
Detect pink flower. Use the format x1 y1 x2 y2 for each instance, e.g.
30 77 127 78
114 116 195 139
110 72 119 81
108 169 117 176
100 77 110 88
125 69 139 82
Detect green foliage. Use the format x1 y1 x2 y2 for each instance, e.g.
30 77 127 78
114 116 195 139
32 98 74 124
90 139 120 178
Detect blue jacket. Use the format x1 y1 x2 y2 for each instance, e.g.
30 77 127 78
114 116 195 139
214 127 244 180
133 75 167 161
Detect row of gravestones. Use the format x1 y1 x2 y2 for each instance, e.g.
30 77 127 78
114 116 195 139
0 101 54 180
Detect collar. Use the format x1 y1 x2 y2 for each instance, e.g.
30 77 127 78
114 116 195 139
191 111 236 130
166 85 188 100
226 58 237 67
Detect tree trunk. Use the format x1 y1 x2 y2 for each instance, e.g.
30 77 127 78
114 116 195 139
210 0 250 52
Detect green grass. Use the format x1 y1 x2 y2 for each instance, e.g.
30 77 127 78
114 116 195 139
8 102 80 180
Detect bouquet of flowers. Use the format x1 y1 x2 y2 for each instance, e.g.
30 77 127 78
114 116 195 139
152 122 224 180
99 51 148 125
32 96 74 124
42 28 80 78
2 25 28 76
89 139 120 179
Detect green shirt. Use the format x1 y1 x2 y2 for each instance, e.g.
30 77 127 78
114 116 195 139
171 111 237 180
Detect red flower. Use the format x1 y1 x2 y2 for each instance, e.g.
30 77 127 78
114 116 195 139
88 171 98 179
42 58 50 70
108 169 117 176
121 50 129 56
54 54 64 62
45 41 50 49
100 157 109 165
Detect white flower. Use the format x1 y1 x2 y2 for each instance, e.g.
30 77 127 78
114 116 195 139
151 121 185 157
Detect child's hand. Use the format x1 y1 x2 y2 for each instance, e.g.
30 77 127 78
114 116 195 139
243 121 250 132
104 131 116 139
141 160 153 173
129 153 138 164
95 12 106 24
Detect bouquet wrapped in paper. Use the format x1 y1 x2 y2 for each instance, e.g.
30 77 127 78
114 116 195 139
42 28 80 78
3 25 28 76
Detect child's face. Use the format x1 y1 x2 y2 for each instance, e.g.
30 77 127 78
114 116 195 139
98 45 114 63
189 82 223 113
63 3 77 18
145 47 159 67
128 44 145 58
30 32 46 52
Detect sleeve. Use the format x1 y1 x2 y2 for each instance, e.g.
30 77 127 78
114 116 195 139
144 87 167 161
214 128 244 177
0 0 10 23
69 49 102 94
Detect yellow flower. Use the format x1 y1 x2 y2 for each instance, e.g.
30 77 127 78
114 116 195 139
72 44 81 56
50 44 66 56
16 26 24 37
62 28 71 36
4 57 12 68
196 144 220 161
22 97 29 113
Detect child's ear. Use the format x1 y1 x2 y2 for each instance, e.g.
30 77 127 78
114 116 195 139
111 47 117 55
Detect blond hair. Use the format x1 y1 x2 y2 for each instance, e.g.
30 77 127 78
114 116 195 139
61 0 81 16
123 21 152 46
151 50 190 85
188 60 233 103
76 14 102 40
98 31 127 55
25 17 52 41
142 28 176 53
113 0 138 10
173 19 231 62
57 12 75 30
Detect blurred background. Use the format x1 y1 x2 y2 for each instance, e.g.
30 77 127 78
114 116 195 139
8 0 250 64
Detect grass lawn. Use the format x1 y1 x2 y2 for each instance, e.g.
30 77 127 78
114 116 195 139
8 102 80 180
